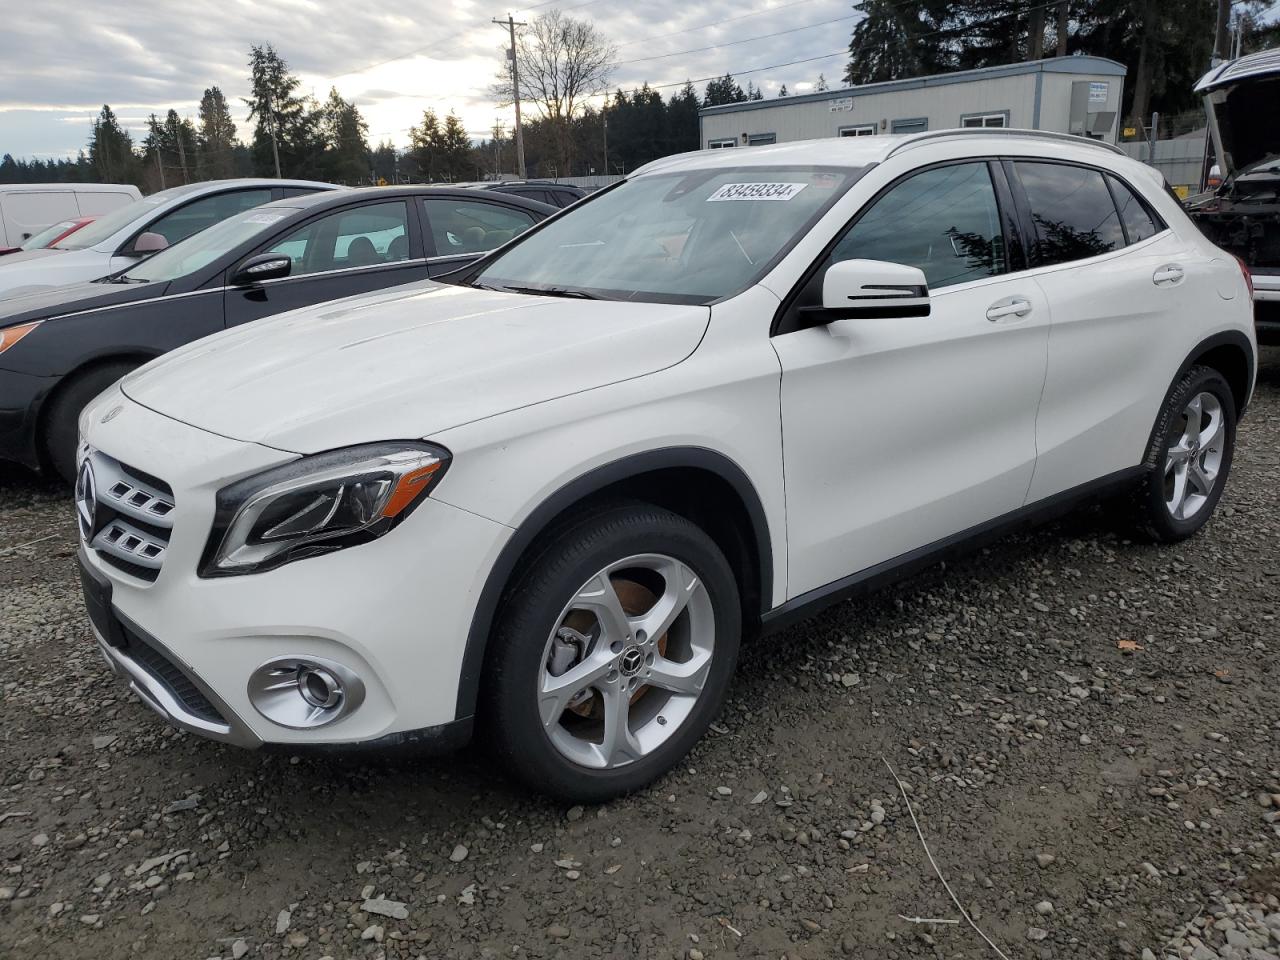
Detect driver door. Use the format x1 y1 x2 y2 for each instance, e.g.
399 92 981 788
772 160 1051 598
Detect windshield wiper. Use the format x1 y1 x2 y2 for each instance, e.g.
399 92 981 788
111 275 149 284
500 284 602 300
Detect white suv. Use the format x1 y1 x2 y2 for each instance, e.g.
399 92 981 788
75 130 1256 801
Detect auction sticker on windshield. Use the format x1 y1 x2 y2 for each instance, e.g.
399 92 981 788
707 182 808 202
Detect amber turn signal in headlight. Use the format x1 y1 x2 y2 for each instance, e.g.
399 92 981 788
0 321 41 354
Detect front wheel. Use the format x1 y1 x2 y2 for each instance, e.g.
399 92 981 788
1127 364 1236 543
483 503 741 802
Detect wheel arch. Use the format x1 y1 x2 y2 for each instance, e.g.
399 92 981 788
455 446 773 721
1184 330 1254 421
1140 330 1255 471
34 352 157 470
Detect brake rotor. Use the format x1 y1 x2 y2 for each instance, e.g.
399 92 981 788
563 576 668 719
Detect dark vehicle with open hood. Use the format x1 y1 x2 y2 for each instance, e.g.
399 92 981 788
1186 49 1280 341
0 186 554 484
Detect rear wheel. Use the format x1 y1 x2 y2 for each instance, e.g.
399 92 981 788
43 361 139 485
484 503 740 801
1127 364 1236 543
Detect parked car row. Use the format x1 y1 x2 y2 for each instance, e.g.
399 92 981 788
0 185 556 481
55 128 1254 801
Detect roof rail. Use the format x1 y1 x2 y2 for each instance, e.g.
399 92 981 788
886 127 1126 159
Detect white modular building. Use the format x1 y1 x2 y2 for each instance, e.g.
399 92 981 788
699 55 1126 149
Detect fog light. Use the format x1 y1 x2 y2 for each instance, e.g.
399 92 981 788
247 656 365 729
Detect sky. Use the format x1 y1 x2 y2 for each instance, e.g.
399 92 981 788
0 0 857 160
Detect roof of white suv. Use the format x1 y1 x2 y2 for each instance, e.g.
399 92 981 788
633 128 1127 178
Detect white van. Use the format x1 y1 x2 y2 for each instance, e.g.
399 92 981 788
0 183 141 247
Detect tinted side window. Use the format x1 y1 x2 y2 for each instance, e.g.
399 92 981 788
1107 174 1162 244
828 162 1006 290
147 189 272 247
423 198 537 255
266 201 409 276
1015 162 1124 267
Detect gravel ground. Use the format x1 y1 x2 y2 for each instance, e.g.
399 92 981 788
2 350 1278 960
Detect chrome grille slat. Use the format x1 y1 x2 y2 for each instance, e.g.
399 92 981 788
91 518 167 570
91 455 175 528
78 449 174 583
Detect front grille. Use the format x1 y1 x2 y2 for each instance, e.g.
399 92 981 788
79 451 174 583
122 624 226 725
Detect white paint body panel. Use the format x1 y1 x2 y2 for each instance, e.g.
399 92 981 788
78 131 1256 747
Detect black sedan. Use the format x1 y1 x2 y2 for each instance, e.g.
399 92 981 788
0 186 555 482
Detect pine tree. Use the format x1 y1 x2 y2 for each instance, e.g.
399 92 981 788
703 74 747 106
407 109 442 181
88 105 139 185
439 112 472 182
666 82 701 153
197 86 239 180
320 88 370 184
778 84 789 97
244 44 321 177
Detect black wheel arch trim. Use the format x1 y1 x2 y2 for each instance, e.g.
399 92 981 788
453 446 773 721
1151 330 1256 453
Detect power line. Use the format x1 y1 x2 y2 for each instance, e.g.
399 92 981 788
615 0 836 49
615 14 858 66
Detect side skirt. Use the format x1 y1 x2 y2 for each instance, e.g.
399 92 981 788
759 465 1147 636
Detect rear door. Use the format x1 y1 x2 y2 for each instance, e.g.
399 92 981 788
773 160 1051 598
1009 160 1192 501
421 196 542 276
223 199 430 326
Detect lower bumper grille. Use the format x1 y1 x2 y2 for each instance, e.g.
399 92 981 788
121 623 227 726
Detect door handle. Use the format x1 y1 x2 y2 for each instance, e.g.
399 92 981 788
1153 264 1185 285
986 298 1033 322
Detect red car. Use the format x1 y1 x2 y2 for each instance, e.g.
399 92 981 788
0 216 96 256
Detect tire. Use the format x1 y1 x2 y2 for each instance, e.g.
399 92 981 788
483 502 741 802
43 361 139 485
1125 364 1236 543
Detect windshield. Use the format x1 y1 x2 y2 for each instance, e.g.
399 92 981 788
470 165 862 303
53 184 199 250
21 219 80 250
121 207 299 283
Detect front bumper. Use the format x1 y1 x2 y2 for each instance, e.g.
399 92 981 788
76 389 511 750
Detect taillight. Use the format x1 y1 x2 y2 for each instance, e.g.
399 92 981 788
1234 255 1254 298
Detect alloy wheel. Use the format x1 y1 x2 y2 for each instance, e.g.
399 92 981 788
537 553 715 770
1164 391 1225 521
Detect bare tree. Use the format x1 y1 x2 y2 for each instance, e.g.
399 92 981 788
493 10 615 174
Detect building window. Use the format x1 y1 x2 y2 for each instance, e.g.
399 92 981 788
890 117 928 134
746 133 776 146
707 138 736 149
839 125 877 137
961 112 1009 128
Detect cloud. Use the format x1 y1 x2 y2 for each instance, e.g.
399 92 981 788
1 0 854 159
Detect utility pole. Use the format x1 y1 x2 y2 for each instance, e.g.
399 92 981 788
265 92 282 179
1212 0 1231 65
602 104 609 179
493 13 527 179
154 149 166 190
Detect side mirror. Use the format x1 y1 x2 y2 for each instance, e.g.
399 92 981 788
819 259 930 320
230 253 292 285
131 232 169 255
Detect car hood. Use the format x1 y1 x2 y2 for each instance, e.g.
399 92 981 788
1202 73 1280 185
121 281 710 454
0 278 163 327
0 247 111 301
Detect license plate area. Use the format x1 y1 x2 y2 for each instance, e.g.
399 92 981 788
78 552 127 649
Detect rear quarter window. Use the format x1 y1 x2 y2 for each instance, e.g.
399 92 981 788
1015 161 1125 267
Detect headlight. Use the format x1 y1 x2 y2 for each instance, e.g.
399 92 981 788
200 442 450 577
